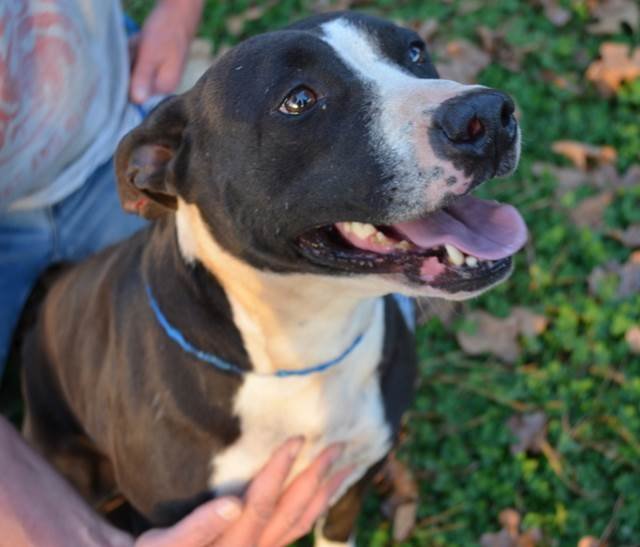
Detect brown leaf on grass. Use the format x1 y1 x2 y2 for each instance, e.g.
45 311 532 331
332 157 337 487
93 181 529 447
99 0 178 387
608 224 640 247
625 326 640 354
541 70 583 94
552 140 617 171
618 251 640 298
310 0 374 13
415 298 461 327
435 39 491 84
617 164 640 188
310 0 348 12
586 42 640 97
588 260 619 295
533 162 590 196
458 0 483 15
480 509 544 547
578 537 610 547
373 452 419 542
532 0 572 26
578 537 606 547
413 18 439 43
570 191 614 229
457 312 520 362
456 308 547 363
476 26 536 72
533 162 640 199
507 412 547 454
511 307 549 337
587 0 639 34
588 253 640 298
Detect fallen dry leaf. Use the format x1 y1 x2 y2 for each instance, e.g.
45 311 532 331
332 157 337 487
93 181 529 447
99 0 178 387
625 326 640 354
507 412 547 454
533 162 639 199
311 0 375 12
532 0 572 26
570 191 614 229
533 162 592 197
607 224 640 247
413 18 439 43
541 69 583 94
588 253 640 298
588 260 620 295
476 26 536 72
552 140 617 171
511 307 549 337
578 536 609 547
480 508 544 547
587 0 639 34
586 42 640 97
435 39 491 83
617 165 640 188
458 0 483 15
501 509 521 536
415 298 461 327
456 308 547 363
618 252 640 298
374 452 419 542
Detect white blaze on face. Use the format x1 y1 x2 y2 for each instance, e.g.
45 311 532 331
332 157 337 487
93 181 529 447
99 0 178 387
320 18 483 219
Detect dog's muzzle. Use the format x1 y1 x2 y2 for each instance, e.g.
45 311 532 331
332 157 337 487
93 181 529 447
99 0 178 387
431 90 519 182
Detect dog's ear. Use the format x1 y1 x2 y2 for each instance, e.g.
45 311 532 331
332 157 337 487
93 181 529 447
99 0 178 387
115 96 188 219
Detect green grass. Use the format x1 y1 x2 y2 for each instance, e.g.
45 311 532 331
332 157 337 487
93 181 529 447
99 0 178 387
86 1 640 544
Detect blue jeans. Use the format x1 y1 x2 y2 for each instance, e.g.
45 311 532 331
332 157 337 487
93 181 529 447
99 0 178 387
0 159 146 375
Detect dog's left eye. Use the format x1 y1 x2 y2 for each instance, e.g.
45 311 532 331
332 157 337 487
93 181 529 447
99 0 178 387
408 42 426 64
279 86 317 115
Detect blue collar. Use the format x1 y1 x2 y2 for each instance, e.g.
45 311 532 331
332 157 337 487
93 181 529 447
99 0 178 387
145 284 366 378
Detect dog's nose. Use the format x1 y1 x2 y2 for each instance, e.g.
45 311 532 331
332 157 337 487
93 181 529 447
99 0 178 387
433 90 517 156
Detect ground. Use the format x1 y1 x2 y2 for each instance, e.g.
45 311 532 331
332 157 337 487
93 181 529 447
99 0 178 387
7 0 640 545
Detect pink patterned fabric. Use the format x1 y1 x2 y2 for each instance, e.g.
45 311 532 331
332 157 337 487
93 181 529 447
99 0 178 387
0 0 139 211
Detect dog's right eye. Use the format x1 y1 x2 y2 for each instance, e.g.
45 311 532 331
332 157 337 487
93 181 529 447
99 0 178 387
408 41 426 64
279 86 317 115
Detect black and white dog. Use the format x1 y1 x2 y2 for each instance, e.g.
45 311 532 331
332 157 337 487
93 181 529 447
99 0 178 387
22 12 527 545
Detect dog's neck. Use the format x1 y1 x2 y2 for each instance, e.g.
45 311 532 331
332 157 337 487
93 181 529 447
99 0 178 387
175 202 382 375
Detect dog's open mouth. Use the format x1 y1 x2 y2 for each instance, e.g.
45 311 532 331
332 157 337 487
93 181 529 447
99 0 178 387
296 194 528 292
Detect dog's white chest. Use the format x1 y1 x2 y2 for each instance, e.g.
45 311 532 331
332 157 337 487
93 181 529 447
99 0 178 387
209 299 391 498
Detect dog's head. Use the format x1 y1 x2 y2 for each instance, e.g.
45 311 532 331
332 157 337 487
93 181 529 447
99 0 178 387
116 12 527 300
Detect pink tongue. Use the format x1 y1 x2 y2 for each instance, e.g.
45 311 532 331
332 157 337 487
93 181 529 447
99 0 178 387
394 195 528 260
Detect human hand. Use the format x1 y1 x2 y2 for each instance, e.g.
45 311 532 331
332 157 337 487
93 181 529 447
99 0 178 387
135 438 352 547
129 0 204 104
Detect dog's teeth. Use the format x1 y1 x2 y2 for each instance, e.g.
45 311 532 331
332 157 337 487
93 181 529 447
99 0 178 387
465 256 478 268
396 240 412 251
350 222 377 239
373 231 394 246
445 244 465 266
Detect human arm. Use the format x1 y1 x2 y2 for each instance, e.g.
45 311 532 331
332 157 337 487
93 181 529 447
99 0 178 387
0 418 349 547
129 0 205 103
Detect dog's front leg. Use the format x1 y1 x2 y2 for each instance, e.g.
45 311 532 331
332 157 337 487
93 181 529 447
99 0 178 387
313 463 381 547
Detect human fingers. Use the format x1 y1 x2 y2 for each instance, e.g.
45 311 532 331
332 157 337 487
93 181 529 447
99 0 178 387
129 34 158 103
127 33 141 69
278 465 355 547
214 437 304 547
153 45 187 95
135 497 242 547
256 444 345 547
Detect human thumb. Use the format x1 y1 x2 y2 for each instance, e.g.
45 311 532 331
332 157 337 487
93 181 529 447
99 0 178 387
135 497 243 547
